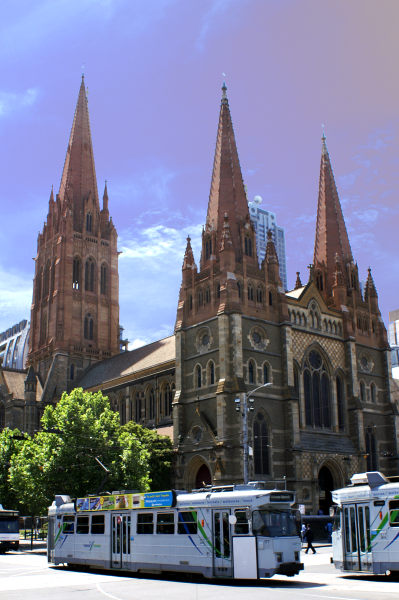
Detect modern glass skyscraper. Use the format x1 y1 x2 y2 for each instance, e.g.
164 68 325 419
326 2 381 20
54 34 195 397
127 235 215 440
389 309 399 378
248 196 288 290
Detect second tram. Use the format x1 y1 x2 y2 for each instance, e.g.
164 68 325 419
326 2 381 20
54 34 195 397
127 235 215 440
48 483 303 579
332 471 399 574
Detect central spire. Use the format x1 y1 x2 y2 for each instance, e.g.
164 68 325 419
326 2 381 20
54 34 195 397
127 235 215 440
206 83 249 257
313 133 353 293
59 76 99 227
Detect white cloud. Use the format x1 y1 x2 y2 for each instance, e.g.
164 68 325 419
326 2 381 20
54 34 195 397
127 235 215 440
0 88 39 118
0 267 32 331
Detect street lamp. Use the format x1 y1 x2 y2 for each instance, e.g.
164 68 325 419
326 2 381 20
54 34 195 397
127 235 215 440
235 382 272 484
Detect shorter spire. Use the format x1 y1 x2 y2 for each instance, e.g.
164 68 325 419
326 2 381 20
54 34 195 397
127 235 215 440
103 180 109 211
294 272 302 289
364 267 378 299
182 236 196 270
265 230 279 264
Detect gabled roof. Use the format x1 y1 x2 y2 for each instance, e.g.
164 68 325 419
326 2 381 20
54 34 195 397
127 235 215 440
77 335 175 391
0 367 42 402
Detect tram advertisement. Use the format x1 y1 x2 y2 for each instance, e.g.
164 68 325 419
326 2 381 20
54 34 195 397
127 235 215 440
76 491 174 512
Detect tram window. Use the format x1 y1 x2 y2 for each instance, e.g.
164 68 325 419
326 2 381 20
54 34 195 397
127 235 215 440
137 513 154 534
350 507 357 552
91 515 105 534
157 512 175 534
234 510 249 534
389 500 399 526
358 507 365 552
76 516 89 534
63 515 75 534
178 511 197 534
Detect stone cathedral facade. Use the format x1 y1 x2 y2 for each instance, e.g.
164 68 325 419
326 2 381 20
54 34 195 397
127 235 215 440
1 79 398 514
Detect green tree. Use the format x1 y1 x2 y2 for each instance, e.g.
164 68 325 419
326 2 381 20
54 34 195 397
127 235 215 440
0 428 27 509
120 421 174 490
9 388 151 515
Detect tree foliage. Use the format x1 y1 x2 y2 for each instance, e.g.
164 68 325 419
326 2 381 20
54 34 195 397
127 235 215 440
0 428 27 509
5 388 173 515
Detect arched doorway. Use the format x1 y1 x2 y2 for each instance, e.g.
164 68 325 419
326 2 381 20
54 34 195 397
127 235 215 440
318 465 334 514
195 464 211 488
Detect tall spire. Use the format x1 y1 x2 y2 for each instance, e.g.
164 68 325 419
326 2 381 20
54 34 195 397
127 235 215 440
313 133 353 293
206 83 249 255
59 76 99 223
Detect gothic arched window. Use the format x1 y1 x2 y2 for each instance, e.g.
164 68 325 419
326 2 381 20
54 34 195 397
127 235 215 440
86 212 92 232
248 360 255 384
244 237 252 257
360 381 366 403
85 258 95 292
100 263 107 295
148 387 155 420
195 365 202 388
336 375 345 430
253 413 269 475
237 281 242 299
73 257 81 290
84 313 94 340
162 384 170 416
205 238 212 260
248 284 254 301
208 361 215 385
303 349 332 429
256 286 263 303
205 287 211 304
263 363 269 384
135 394 142 422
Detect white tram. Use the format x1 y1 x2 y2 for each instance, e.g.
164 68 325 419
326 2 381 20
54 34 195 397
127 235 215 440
48 483 303 579
0 506 19 553
332 471 399 575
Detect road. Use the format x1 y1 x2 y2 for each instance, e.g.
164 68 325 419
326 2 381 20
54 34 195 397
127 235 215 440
1 544 399 600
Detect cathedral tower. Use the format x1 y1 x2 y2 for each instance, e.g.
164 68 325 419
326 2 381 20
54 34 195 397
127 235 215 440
174 85 287 489
28 77 119 402
312 133 387 347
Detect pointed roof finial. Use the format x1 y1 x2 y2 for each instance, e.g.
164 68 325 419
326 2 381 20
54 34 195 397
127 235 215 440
221 73 227 102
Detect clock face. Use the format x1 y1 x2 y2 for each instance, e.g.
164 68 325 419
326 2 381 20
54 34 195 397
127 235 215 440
309 350 322 369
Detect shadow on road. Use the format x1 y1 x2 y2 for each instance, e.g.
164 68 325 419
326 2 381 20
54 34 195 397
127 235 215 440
52 565 326 589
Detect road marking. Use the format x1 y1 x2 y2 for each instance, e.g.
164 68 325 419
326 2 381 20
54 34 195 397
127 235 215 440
96 582 127 600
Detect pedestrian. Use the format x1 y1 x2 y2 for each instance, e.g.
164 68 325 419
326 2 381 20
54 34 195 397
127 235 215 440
304 524 316 554
325 521 332 543
301 523 306 542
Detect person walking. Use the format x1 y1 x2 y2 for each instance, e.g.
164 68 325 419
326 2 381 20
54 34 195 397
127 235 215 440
304 524 316 554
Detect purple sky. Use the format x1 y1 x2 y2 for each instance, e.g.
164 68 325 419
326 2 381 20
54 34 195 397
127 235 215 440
1 0 398 349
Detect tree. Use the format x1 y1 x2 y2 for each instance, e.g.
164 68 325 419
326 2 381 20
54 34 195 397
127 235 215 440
0 428 27 509
120 421 174 491
9 389 151 515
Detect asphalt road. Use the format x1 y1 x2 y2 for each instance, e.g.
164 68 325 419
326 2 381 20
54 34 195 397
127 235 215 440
1 544 399 600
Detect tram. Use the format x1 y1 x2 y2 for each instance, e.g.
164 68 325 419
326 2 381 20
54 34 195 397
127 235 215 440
0 505 19 553
48 483 303 579
331 471 399 575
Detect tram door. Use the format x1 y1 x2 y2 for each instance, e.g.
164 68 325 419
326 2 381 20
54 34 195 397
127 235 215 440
111 514 131 569
212 510 232 577
343 503 372 572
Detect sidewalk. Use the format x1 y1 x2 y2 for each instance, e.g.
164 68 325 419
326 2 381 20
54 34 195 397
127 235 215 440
18 538 47 553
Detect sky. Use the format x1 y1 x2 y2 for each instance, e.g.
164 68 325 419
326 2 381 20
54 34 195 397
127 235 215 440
1 0 399 349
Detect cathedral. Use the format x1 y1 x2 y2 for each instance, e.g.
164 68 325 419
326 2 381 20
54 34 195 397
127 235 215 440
0 77 398 514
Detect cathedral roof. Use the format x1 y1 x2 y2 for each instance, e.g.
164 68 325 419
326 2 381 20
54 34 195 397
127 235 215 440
205 83 249 255
0 367 42 401
59 76 100 213
77 335 175 391
313 134 353 290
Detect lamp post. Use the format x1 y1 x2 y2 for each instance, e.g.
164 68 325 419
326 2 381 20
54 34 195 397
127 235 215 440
235 382 272 484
